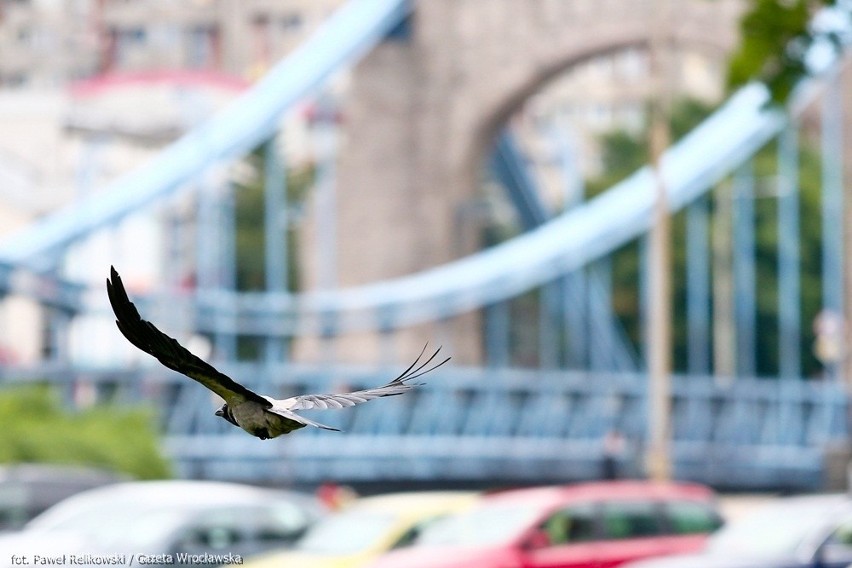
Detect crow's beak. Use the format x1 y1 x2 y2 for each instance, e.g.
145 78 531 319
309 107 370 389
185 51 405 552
215 408 224 417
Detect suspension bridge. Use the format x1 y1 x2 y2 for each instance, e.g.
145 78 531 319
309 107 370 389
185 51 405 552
0 0 850 491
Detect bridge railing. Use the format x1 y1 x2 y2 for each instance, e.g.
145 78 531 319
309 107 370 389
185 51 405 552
1 363 844 489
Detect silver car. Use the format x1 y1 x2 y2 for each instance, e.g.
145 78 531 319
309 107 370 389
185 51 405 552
623 494 852 568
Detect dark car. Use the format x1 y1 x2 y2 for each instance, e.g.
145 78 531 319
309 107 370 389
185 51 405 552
368 480 724 568
622 494 852 568
0 479 327 567
0 463 128 531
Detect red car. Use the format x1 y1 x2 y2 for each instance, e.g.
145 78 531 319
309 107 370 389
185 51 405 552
367 481 723 568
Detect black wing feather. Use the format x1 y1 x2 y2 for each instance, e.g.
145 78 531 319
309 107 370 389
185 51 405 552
106 266 270 407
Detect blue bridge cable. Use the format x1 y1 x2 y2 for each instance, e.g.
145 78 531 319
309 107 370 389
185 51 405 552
193 84 790 335
488 128 640 371
1 82 791 333
0 0 414 264
685 195 710 376
777 123 801 380
732 161 757 378
488 129 552 229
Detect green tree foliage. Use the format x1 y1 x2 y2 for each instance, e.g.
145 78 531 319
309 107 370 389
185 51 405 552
727 0 845 104
0 385 170 479
586 98 824 377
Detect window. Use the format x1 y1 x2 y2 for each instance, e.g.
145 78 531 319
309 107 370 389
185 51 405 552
280 13 303 31
297 511 399 554
601 501 662 539
665 501 722 535
254 503 310 545
827 518 852 546
122 27 148 45
178 509 251 552
540 504 598 545
392 514 448 549
821 517 852 565
417 504 543 547
0 505 25 531
187 25 217 69
178 525 242 553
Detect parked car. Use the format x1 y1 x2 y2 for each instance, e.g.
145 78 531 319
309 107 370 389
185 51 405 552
242 491 479 568
0 479 327 567
623 493 852 568
367 480 723 568
0 463 128 532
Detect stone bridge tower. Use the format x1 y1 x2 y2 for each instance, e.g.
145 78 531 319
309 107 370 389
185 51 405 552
299 0 744 364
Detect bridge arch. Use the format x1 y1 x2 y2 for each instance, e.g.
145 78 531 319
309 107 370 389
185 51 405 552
329 0 743 362
472 30 737 182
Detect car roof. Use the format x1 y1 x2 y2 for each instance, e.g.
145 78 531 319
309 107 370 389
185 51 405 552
38 480 315 511
24 480 325 533
346 491 479 514
738 493 849 518
481 481 715 508
762 493 847 507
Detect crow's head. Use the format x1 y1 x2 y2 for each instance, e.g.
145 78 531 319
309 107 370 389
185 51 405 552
215 404 238 427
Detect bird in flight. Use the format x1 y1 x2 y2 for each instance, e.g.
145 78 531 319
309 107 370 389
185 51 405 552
106 266 449 440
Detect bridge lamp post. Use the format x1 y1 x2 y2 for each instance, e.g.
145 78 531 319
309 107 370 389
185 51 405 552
646 0 673 483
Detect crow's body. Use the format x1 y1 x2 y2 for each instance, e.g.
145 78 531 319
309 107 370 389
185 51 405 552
106 266 449 440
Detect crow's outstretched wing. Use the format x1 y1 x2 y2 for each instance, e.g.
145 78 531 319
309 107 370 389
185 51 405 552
107 266 270 408
277 344 449 411
264 405 341 431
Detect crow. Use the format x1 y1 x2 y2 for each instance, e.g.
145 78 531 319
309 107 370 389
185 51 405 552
106 266 449 440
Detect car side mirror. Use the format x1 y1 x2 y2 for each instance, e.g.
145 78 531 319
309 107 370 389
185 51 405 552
521 529 551 550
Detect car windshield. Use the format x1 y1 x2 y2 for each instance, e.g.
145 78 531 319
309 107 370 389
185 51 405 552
415 503 542 547
707 499 837 557
296 510 399 555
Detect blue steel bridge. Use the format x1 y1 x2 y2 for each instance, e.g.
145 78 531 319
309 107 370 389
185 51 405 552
0 0 850 490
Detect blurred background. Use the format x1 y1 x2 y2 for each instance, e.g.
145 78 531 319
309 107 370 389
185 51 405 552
1 0 852 563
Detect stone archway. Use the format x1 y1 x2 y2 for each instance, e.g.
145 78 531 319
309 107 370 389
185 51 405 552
299 0 744 364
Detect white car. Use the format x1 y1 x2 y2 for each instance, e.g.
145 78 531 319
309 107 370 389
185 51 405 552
624 494 852 568
0 480 326 567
